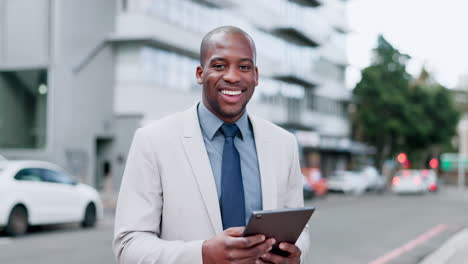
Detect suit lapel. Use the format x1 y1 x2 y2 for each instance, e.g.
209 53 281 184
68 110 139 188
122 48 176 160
181 104 223 234
249 115 277 210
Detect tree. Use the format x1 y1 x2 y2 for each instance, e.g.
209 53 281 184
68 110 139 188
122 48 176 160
352 35 411 168
352 35 459 169
408 73 459 156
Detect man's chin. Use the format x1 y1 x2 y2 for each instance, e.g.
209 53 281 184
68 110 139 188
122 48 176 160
218 108 245 122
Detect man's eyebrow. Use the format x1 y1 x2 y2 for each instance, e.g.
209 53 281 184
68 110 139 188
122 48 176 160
208 57 227 64
238 58 254 64
207 57 254 64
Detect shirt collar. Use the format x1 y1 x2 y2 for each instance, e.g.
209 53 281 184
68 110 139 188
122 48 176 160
197 102 248 141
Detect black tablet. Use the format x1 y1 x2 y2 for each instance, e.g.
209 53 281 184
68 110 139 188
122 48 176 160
242 207 315 257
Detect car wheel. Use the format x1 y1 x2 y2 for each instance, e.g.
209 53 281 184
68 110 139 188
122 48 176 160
81 203 97 228
5 205 28 237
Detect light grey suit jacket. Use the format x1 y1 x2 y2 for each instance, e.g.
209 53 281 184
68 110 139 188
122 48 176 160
113 104 310 264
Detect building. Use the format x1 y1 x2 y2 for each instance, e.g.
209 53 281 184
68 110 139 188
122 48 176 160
113 0 366 178
0 0 116 190
0 0 366 197
450 73 468 186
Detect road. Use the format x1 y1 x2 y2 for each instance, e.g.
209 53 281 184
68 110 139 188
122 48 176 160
305 186 468 264
1 186 467 264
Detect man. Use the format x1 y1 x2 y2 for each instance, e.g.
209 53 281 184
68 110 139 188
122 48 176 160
113 26 310 264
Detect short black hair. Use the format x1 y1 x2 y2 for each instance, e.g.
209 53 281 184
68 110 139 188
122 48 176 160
199 26 256 66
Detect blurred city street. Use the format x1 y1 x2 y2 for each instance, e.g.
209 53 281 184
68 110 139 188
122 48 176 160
1 187 467 264
306 186 468 264
1 0 468 263
0 210 115 264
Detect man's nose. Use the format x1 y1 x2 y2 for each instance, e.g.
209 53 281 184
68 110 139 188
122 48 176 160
222 67 241 83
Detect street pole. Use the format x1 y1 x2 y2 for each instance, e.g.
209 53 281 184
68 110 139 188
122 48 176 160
458 154 465 189
457 114 468 189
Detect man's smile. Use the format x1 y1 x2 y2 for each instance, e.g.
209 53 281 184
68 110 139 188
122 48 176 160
220 90 243 96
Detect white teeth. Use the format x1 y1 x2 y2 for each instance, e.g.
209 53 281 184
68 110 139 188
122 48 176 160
221 90 242 96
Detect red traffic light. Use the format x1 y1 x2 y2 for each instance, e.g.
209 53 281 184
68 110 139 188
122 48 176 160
429 158 439 169
397 153 407 164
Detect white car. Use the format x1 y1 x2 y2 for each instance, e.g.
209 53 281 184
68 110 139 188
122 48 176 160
358 166 386 192
0 160 103 236
420 169 438 192
327 170 368 195
391 170 427 194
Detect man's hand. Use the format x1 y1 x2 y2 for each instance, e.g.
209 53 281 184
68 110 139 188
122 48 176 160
258 242 301 264
202 227 276 264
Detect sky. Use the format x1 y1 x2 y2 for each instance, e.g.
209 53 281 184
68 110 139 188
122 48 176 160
345 0 468 89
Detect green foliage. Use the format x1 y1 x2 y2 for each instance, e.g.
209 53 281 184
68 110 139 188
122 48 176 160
352 35 460 167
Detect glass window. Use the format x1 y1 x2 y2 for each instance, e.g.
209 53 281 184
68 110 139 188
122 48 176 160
14 168 43 182
0 69 47 149
41 169 76 185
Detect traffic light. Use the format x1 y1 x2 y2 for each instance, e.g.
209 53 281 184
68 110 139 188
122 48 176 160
429 158 439 169
397 153 407 164
396 153 410 168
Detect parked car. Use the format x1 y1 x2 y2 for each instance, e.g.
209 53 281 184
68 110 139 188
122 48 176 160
327 170 368 195
303 177 315 199
302 168 328 199
358 166 386 193
391 170 428 194
0 160 103 236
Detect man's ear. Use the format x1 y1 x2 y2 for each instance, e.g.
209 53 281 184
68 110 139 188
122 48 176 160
254 66 259 86
196 66 203 84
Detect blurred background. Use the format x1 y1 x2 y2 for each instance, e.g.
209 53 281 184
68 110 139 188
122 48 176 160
0 0 467 263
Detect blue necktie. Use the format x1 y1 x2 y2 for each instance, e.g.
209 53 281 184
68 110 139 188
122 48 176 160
220 123 246 229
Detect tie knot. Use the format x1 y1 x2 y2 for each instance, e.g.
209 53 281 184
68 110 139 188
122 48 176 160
220 123 239 138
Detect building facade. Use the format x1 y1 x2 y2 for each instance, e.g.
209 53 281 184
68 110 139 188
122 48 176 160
113 0 363 178
0 0 364 195
0 0 116 189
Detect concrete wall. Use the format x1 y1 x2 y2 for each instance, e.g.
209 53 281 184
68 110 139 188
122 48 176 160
51 0 116 184
0 0 50 67
113 114 142 192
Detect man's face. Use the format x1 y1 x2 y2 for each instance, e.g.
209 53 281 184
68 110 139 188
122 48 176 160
196 33 258 123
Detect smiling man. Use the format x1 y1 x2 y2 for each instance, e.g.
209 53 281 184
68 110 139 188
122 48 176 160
113 26 310 264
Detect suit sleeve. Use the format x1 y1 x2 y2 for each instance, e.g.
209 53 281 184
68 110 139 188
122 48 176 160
286 135 311 263
113 128 204 264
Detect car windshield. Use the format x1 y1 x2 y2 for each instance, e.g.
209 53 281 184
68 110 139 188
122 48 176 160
396 170 419 178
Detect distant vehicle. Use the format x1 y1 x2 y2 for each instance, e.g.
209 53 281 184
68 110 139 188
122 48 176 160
391 170 429 194
420 169 438 192
303 177 314 199
0 160 103 236
327 170 368 195
302 168 328 199
358 166 386 193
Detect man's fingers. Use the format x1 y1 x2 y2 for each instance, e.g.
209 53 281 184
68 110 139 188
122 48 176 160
226 234 268 248
261 252 284 264
217 240 273 263
260 243 301 263
224 226 245 237
255 259 272 264
227 238 276 259
279 243 301 257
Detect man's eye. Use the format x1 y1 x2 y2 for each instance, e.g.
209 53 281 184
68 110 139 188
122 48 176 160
213 64 226 69
240 65 251 70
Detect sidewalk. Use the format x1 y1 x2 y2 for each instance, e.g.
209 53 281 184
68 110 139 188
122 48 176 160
419 186 468 264
419 227 468 264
